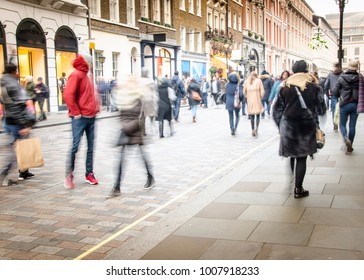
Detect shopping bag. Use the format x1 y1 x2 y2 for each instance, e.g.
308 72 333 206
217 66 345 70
15 137 44 171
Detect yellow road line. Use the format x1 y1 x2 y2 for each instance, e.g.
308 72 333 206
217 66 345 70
75 134 279 260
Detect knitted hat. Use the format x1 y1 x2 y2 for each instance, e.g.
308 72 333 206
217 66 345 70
261 70 269 75
292 60 308 73
347 60 359 71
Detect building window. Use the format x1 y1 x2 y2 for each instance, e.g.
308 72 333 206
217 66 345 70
352 36 363 42
207 11 212 28
164 0 171 24
197 32 202 53
153 0 161 22
179 0 185 10
214 15 218 30
246 8 250 30
355 47 360 55
238 15 242 32
112 52 119 78
228 10 231 28
253 11 256 32
127 0 135 26
196 0 201 16
141 0 148 18
180 26 186 50
89 0 100 17
189 0 194 14
233 13 237 30
109 0 119 22
94 51 103 78
189 29 194 52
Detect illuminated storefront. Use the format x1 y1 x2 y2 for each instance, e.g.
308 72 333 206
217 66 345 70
55 26 78 110
0 21 6 72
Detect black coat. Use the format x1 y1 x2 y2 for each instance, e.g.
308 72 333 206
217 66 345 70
273 73 325 158
332 70 359 107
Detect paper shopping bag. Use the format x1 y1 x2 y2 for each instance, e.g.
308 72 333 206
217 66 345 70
15 137 44 171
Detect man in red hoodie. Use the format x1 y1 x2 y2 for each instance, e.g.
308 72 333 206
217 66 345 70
63 54 100 189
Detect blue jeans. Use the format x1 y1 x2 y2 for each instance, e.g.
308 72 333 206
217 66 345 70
191 105 197 117
66 116 96 176
173 95 182 120
331 96 338 122
339 102 358 144
202 92 208 108
261 100 270 116
228 109 240 132
0 122 21 176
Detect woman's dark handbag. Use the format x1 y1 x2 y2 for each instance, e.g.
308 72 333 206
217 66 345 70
117 130 129 146
316 128 325 149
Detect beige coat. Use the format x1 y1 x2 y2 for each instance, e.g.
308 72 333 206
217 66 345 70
243 78 264 114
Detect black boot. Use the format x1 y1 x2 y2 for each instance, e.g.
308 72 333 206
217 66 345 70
105 184 121 199
143 174 155 190
294 187 309 199
159 121 164 138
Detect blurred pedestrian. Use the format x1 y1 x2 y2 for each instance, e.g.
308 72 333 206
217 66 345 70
63 54 100 189
260 70 274 118
324 63 343 132
243 71 264 136
273 60 326 198
35 77 49 121
187 77 202 123
58 72 67 96
200 76 210 108
171 71 185 121
106 75 155 198
25 76 37 112
211 76 221 107
225 72 241 135
332 60 360 154
157 77 173 138
268 70 290 105
239 75 247 115
0 63 36 185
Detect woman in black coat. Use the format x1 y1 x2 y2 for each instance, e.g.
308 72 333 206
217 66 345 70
157 78 173 138
273 60 326 199
187 78 202 123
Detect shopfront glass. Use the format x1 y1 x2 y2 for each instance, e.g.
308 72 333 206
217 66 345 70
0 44 4 73
56 51 76 106
18 47 46 87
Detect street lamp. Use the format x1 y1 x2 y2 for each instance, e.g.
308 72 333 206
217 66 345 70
335 0 348 68
99 55 106 76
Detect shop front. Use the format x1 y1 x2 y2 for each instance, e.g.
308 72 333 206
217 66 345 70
0 21 6 72
141 40 178 80
55 26 78 110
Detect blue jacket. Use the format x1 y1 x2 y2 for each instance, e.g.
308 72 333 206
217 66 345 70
225 73 241 111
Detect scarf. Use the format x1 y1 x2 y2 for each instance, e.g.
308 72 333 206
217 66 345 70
283 73 313 91
357 73 364 113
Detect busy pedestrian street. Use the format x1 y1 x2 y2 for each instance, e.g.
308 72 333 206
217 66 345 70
1 106 364 260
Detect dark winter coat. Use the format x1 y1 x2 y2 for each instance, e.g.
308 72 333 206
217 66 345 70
187 81 202 106
260 74 274 101
0 74 34 128
324 67 343 96
225 72 241 111
120 100 143 145
172 75 185 97
332 70 359 107
35 82 49 101
157 78 172 121
273 73 325 158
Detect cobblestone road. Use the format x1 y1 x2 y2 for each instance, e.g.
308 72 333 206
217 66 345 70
0 106 280 259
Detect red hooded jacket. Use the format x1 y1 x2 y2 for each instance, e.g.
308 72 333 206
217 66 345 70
63 55 99 117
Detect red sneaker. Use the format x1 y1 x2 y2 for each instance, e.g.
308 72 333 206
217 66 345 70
64 174 74 189
85 172 98 185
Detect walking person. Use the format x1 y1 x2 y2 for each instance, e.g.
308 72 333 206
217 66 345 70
273 60 326 198
187 77 202 123
106 75 155 198
200 76 210 108
211 76 221 107
243 71 264 137
332 60 360 154
239 75 247 115
58 72 67 96
225 72 241 135
260 70 274 118
35 77 49 121
157 78 173 138
63 53 100 189
324 63 343 132
0 63 36 185
25 76 37 112
268 70 290 105
171 71 185 121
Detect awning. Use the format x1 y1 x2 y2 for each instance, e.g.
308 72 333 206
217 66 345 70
214 57 244 72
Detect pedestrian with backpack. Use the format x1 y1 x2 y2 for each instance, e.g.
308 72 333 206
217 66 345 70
171 71 185 122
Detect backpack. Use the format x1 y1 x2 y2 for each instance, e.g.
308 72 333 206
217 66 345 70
171 79 181 97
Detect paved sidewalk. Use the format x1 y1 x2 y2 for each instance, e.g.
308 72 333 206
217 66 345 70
106 115 364 260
